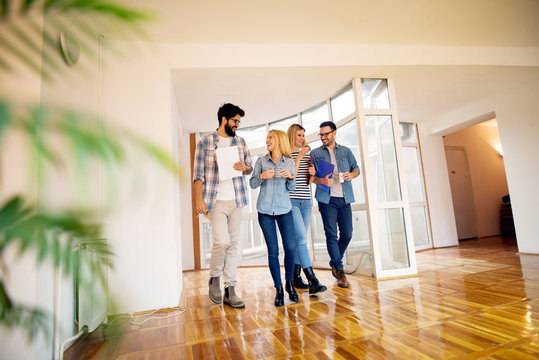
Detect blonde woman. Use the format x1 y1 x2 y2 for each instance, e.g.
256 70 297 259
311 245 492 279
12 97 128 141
287 124 327 294
250 130 297 307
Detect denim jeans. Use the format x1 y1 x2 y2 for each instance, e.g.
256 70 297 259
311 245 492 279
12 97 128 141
290 198 312 268
258 211 295 288
318 197 353 270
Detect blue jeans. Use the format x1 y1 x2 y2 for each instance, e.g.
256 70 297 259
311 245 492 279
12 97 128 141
318 197 353 270
290 198 312 268
258 211 295 288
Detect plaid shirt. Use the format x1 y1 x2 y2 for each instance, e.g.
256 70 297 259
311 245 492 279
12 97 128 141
193 131 252 212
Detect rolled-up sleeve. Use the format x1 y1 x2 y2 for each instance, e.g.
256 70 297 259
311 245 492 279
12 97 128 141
193 139 205 182
348 148 360 173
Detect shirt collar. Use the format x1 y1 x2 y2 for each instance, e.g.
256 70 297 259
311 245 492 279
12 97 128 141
211 130 236 143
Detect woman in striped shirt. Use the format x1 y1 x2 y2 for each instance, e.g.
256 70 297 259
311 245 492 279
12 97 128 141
287 124 327 294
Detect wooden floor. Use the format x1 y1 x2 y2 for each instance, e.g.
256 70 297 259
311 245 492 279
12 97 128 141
72 236 539 359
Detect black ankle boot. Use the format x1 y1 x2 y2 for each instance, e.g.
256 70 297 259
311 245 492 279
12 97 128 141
292 264 309 289
285 280 299 303
274 286 284 307
303 267 327 295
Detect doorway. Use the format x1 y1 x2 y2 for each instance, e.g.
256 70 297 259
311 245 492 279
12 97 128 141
443 119 510 240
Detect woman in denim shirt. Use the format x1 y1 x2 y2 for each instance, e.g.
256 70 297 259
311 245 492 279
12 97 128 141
250 130 297 307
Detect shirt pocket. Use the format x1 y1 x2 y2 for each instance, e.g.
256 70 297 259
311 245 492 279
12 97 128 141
206 148 216 165
337 153 350 172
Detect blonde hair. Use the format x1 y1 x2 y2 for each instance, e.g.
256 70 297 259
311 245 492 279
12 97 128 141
287 124 307 149
268 129 292 158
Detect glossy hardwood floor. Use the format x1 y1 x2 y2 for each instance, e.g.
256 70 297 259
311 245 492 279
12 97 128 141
71 236 539 359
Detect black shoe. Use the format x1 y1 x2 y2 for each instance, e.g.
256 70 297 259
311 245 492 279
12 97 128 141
303 267 327 295
292 264 309 289
274 286 284 307
285 280 299 303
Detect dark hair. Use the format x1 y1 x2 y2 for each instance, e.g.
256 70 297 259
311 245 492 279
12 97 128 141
217 103 245 125
319 121 336 131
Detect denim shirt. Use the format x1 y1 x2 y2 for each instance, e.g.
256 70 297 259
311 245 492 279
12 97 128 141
250 155 296 215
311 143 360 204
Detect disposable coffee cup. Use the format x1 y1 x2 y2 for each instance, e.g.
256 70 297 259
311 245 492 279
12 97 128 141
274 168 282 178
339 172 345 183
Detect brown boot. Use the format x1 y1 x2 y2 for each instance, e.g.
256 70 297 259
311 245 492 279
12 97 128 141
330 264 339 279
337 269 349 288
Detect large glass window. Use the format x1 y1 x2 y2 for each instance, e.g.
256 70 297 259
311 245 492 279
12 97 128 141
366 115 402 202
331 84 355 122
361 78 390 109
301 103 329 131
400 122 432 249
376 208 409 270
337 118 365 205
269 115 298 132
197 77 419 279
236 124 266 149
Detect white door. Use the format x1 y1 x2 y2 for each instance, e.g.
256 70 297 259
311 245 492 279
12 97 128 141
445 147 478 239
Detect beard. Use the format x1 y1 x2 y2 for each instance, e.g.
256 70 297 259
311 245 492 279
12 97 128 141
224 122 236 137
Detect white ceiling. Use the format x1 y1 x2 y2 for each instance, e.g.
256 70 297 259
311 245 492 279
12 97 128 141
114 0 539 133
121 0 539 47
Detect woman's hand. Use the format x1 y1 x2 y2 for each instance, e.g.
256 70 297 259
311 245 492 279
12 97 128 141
297 145 310 160
308 165 316 176
280 169 293 179
260 169 275 180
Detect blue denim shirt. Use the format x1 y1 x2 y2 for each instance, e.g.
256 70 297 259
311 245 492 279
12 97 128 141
250 155 296 215
311 143 360 204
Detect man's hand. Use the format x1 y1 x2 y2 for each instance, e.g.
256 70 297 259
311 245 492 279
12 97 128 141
321 173 334 187
195 197 208 215
341 172 352 182
233 161 247 173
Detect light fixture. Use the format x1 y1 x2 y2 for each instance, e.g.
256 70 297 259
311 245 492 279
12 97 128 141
494 143 503 157
59 32 80 66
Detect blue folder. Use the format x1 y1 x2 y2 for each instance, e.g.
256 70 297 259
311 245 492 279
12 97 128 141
316 159 335 193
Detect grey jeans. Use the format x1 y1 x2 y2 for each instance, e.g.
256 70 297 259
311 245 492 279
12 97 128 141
209 200 243 287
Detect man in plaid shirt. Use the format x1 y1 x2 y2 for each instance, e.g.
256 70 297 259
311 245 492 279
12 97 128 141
193 103 252 308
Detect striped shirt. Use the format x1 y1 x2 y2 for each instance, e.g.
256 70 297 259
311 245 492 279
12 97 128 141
193 131 252 212
289 151 312 200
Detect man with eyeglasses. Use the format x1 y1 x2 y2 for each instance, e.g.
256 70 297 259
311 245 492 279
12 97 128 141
311 121 360 288
193 103 252 308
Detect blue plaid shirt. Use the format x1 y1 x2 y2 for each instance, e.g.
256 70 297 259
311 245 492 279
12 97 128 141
193 131 252 212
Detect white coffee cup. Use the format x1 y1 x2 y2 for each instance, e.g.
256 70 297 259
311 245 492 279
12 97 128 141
339 172 345 183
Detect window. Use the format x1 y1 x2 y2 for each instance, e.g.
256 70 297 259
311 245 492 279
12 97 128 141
331 84 355 122
196 77 420 279
361 78 390 109
269 115 298 132
301 103 329 130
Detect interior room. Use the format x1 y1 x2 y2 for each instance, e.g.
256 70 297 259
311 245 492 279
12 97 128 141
1 0 538 359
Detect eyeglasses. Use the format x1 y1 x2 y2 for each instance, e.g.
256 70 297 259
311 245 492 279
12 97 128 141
229 119 241 125
318 130 335 138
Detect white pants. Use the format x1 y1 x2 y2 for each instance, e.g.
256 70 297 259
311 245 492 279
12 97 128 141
209 200 242 287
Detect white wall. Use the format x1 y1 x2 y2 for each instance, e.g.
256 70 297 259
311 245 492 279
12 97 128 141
443 122 509 237
426 78 539 253
102 40 182 313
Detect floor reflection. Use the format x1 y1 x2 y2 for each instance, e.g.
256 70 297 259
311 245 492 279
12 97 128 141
69 236 539 359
